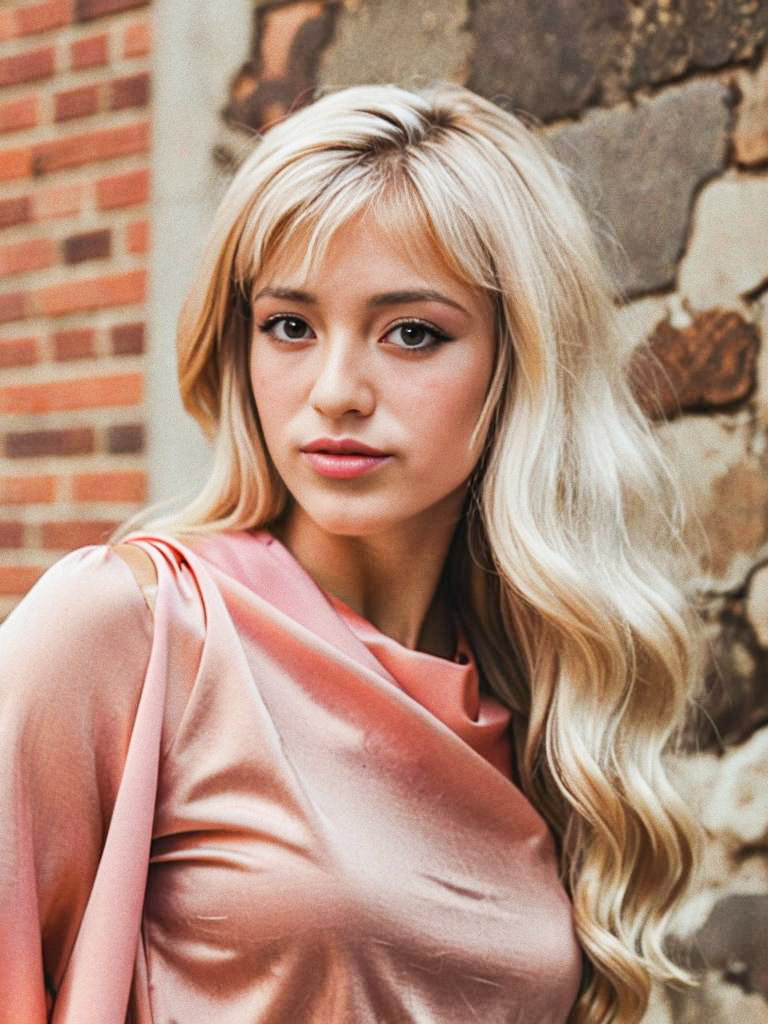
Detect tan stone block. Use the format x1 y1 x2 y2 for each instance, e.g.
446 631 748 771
616 294 670 358
734 57 768 167
660 751 725 931
318 0 471 88
663 973 768 1023
746 562 768 648
678 176 768 310
755 296 768 429
642 984 674 1024
701 726 768 846
656 413 768 591
704 461 768 588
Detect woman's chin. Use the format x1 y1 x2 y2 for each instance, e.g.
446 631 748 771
287 500 411 541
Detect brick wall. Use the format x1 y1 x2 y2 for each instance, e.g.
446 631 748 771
0 0 150 620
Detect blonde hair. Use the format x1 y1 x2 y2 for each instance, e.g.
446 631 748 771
118 82 702 1022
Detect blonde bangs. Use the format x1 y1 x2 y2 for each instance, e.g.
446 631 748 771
232 140 495 307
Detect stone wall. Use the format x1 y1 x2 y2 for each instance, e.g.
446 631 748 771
219 2 768 1020
0 0 151 619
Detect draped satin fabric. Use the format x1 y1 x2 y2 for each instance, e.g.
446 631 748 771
322 591 513 778
0 528 583 1023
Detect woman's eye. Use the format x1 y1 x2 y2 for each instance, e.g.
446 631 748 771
260 316 314 342
386 321 450 351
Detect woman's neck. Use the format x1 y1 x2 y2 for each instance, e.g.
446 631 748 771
269 508 461 657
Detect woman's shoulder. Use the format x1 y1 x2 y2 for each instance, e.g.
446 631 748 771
0 545 157 758
118 527 282 603
3 543 154 639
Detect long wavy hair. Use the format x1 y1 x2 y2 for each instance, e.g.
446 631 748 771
117 82 703 1023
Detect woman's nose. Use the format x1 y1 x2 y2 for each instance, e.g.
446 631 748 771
308 335 376 419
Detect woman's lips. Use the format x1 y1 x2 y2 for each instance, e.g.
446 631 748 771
301 451 391 479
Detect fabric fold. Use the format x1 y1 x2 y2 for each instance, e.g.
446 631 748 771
53 544 173 1024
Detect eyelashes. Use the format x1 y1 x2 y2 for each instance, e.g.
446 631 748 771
256 314 454 353
387 320 453 351
258 315 313 343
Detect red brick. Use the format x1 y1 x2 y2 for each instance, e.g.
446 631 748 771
124 217 148 253
34 183 82 220
123 18 149 57
15 0 73 36
0 373 142 413
0 146 32 182
0 238 56 276
0 474 56 503
63 228 111 264
0 292 27 323
70 32 107 69
42 519 118 549
0 337 37 368
5 426 94 457
106 421 143 453
73 469 146 502
31 120 149 174
54 83 100 122
52 327 95 360
95 167 149 209
110 321 143 355
37 269 145 317
0 96 38 133
0 46 55 87
0 521 24 547
0 196 32 229
0 10 15 41
76 0 148 21
0 566 45 596
109 71 149 110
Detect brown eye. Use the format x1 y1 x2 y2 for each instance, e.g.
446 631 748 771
385 320 451 351
260 316 314 342
399 324 428 347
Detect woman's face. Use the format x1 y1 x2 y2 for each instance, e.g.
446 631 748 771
248 211 495 539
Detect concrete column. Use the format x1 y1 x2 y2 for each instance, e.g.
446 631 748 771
148 0 253 505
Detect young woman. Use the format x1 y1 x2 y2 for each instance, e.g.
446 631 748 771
0 82 701 1024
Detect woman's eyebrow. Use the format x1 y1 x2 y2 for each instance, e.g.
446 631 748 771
251 286 314 303
369 290 468 313
251 285 468 314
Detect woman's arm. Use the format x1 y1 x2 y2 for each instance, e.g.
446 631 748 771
0 546 153 1020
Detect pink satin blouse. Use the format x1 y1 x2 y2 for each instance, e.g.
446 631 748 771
0 528 582 1022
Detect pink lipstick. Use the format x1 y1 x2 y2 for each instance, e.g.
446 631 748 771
300 437 391 479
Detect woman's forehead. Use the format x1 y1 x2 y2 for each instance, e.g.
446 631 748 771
253 208 477 297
